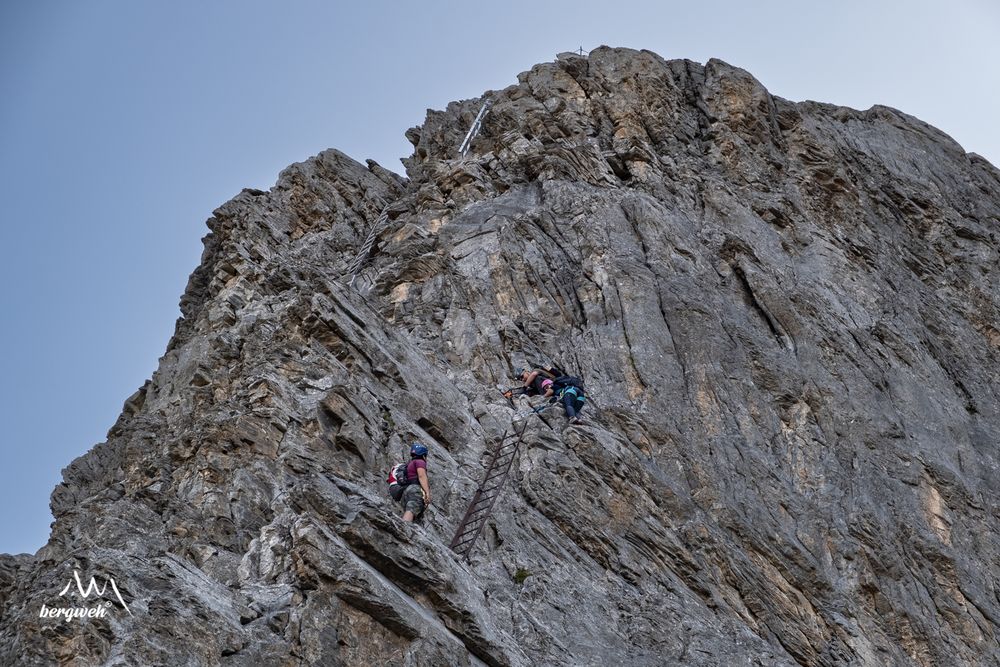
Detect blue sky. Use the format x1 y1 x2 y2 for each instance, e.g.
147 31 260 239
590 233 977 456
1 0 997 555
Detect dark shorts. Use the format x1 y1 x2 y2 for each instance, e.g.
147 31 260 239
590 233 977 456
401 484 425 516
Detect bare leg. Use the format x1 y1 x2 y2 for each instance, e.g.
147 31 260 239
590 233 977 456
403 511 414 522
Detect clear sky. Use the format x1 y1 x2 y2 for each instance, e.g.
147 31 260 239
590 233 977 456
1 0 997 555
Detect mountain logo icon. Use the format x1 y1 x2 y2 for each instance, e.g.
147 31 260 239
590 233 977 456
58 570 131 615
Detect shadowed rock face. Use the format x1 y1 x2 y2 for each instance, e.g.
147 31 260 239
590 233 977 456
1 46 998 666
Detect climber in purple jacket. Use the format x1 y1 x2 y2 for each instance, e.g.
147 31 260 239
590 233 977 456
401 443 431 522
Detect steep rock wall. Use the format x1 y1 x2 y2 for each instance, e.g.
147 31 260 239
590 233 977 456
1 47 998 666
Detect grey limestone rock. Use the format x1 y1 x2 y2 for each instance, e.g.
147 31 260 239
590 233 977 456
1 46 998 666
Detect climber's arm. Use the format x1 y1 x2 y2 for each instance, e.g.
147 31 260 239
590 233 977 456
417 467 431 506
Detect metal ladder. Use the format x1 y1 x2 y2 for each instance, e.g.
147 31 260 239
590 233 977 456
345 97 492 285
458 99 492 157
449 420 528 560
347 207 389 286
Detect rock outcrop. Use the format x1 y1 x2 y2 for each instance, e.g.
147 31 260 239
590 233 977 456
1 47 998 666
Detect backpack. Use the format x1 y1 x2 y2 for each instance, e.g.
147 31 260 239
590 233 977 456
553 375 584 392
530 363 565 379
387 462 409 501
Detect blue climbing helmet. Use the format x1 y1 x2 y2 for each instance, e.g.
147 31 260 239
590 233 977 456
410 442 428 457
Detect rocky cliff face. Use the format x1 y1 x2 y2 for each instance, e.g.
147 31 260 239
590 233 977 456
2 47 998 666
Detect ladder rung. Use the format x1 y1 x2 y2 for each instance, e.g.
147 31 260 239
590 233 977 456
453 526 480 542
467 504 493 517
454 521 483 538
483 459 513 482
487 451 515 465
459 517 484 530
457 511 490 528
469 501 494 514
456 525 485 542
452 534 478 549
465 506 491 520
462 510 490 525
454 513 491 537
478 482 504 495
451 529 478 545
485 459 512 473
481 470 509 485
454 532 478 544
449 415 526 559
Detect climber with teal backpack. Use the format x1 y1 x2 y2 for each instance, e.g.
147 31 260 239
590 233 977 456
542 375 587 424
387 443 431 521
505 364 587 424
